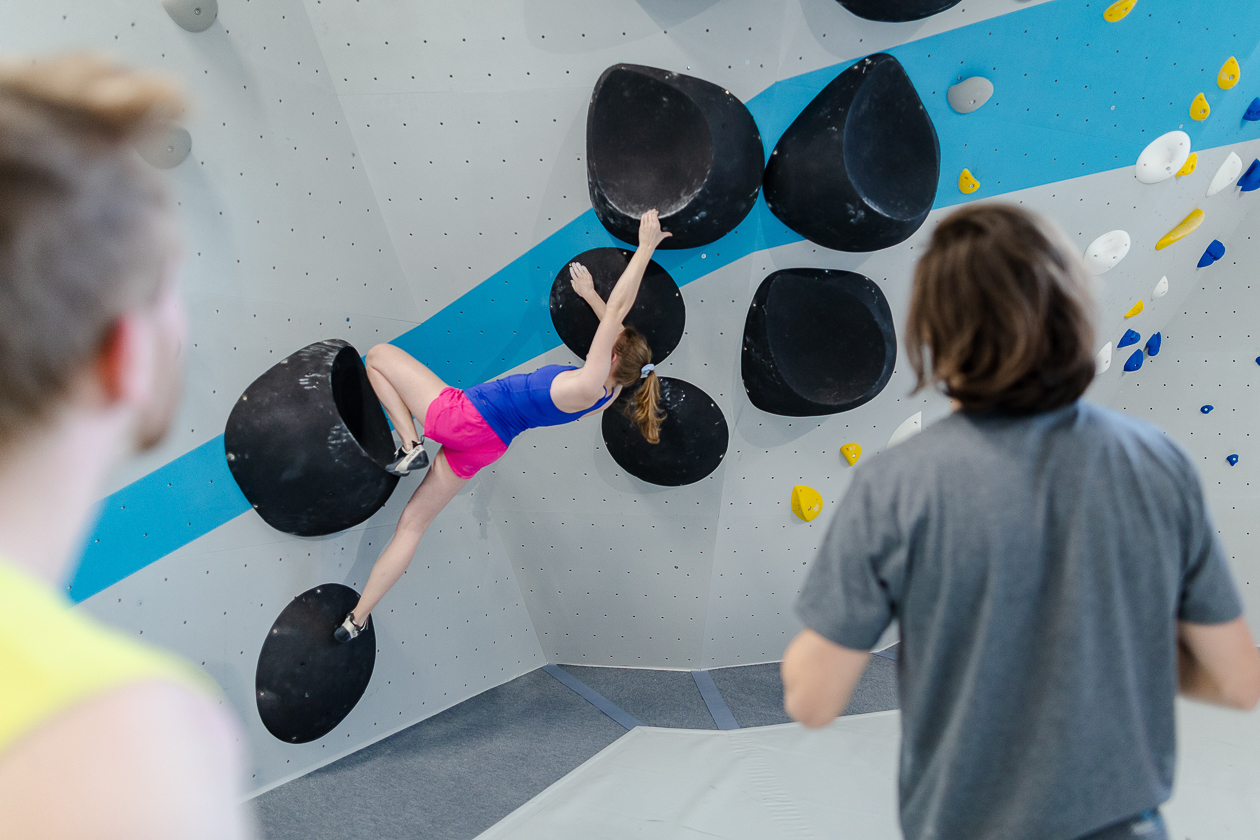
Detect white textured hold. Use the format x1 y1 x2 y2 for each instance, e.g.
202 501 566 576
1207 152 1243 196
1096 342 1113 374
1153 275 1169 298
162 0 217 32
1083 230 1131 275
887 412 923 449
947 76 994 114
135 124 192 170
1135 131 1192 184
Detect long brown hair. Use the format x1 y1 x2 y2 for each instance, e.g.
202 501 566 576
611 327 664 443
905 203 1097 415
0 54 184 447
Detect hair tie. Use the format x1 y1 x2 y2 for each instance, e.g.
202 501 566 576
640 363 655 379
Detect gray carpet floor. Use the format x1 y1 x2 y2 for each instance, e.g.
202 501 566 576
253 657 899 840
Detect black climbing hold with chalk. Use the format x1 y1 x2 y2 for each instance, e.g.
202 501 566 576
835 0 962 21
601 377 728 486
741 269 896 416
224 339 399 537
549 248 685 364
255 584 375 744
763 53 939 252
587 64 764 249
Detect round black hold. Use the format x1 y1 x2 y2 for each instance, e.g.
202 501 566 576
224 339 399 537
763 53 940 252
587 64 764 250
742 269 896 416
256 584 375 744
549 248 685 364
601 377 728 486
835 0 962 21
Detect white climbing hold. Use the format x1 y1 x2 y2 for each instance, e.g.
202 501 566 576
1096 342 1113 374
887 412 922 449
1135 130 1191 184
947 76 994 114
1083 230 1131 275
1152 275 1168 298
162 0 217 32
1207 152 1243 196
135 124 192 170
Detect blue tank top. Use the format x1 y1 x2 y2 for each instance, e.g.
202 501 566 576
464 365 615 445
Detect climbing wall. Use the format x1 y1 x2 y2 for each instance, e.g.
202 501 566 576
7 0 1260 796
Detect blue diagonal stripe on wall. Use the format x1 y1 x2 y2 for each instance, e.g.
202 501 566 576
67 0 1260 602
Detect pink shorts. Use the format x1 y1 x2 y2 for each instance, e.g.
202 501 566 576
424 387 509 479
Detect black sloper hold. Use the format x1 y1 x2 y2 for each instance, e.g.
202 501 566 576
742 269 896 416
601 377 728 486
225 339 399 537
587 64 764 250
549 248 685 364
763 53 940 252
256 584 375 744
836 0 962 22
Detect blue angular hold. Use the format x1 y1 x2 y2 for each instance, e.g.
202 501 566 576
1201 405 1214 414
1227 454 1240 466
1198 239 1226 267
1239 159 1260 192
1123 349 1143 372
1145 332 1162 356
1246 97 1260 121
1118 329 1141 348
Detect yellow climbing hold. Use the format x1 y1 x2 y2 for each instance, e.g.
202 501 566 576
1175 152 1197 177
791 485 824 522
1190 92 1210 121
958 168 980 194
1124 300 1144 319
1155 208 1205 250
840 442 862 466
1103 0 1137 21
1218 56 1241 89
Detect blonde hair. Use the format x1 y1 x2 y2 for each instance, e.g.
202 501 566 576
611 327 664 444
0 54 185 446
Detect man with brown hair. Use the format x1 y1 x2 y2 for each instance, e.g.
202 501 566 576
0 56 254 838
782 203 1260 840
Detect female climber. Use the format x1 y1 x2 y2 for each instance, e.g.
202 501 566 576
335 209 672 641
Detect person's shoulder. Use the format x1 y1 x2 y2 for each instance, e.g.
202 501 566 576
0 680 252 839
1073 401 1195 472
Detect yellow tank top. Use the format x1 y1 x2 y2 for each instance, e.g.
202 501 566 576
0 560 215 753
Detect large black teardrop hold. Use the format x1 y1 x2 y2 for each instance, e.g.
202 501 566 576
835 0 962 22
587 64 764 250
742 269 896 416
549 248 686 364
763 53 940 252
255 584 375 744
224 339 399 537
601 377 729 486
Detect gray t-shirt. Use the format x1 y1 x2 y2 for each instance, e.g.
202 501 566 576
796 401 1242 840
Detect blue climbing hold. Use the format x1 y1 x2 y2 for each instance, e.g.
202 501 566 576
1239 159 1260 192
1227 454 1240 466
1201 405 1214 414
1123 349 1143 372
1145 332 1162 356
1198 239 1226 267
1118 329 1141 348
1245 97 1260 121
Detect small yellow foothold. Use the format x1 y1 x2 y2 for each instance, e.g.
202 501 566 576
1175 152 1197 177
1124 300 1144 319
958 168 980 194
1218 56 1241 89
791 485 824 522
1103 0 1138 21
1155 208 1205 250
1190 92 1210 121
840 442 862 466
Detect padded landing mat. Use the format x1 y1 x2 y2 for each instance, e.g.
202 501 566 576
477 713 902 839
478 704 1260 839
